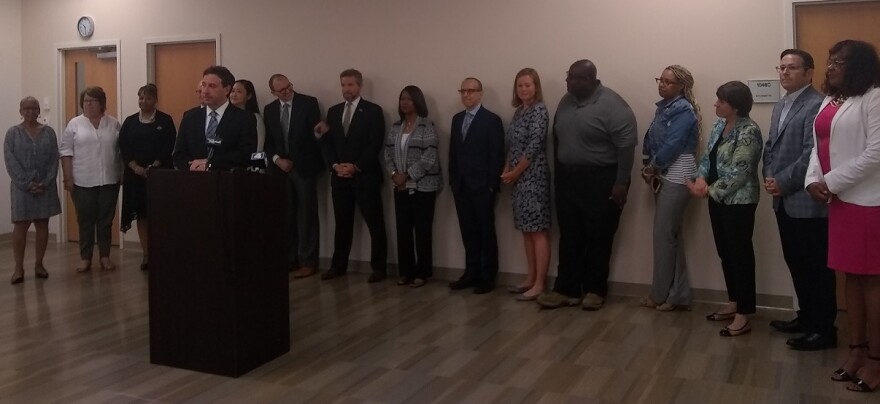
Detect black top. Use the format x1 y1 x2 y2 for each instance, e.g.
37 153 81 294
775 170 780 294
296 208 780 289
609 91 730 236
707 134 721 185
119 110 176 231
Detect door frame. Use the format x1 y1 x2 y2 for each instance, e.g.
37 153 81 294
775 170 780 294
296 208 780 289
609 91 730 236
787 0 879 46
55 39 122 245
145 34 222 84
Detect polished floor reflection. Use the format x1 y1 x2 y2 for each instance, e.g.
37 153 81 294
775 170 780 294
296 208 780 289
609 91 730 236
0 240 874 403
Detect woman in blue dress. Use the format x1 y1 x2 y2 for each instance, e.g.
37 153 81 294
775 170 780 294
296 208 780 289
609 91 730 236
4 97 61 284
502 68 551 301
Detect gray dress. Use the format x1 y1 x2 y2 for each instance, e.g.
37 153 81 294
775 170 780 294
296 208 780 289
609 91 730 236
505 102 551 231
4 125 62 222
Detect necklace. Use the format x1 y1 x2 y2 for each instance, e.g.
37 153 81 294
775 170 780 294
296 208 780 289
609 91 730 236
831 95 848 106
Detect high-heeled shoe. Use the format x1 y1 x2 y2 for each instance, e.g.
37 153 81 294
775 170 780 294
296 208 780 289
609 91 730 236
832 342 868 382
720 321 751 337
847 355 880 392
35 266 49 279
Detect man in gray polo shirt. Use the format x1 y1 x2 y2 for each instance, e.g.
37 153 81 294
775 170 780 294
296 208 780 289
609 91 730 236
537 59 637 310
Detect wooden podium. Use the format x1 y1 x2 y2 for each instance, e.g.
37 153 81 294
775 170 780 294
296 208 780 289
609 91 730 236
147 170 289 377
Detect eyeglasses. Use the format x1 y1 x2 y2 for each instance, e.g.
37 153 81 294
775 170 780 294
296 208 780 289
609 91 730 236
775 65 804 73
655 78 680 86
827 58 847 68
458 89 481 95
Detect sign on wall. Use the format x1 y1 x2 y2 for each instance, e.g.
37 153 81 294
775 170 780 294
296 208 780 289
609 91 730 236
748 79 780 103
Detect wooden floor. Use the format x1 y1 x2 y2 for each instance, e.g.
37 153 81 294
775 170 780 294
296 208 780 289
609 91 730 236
0 240 874 404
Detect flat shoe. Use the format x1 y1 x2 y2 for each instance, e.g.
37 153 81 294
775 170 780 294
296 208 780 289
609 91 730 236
515 292 540 301
656 303 681 312
639 296 658 308
10 272 24 285
507 285 530 294
409 278 426 288
720 322 751 337
706 311 736 321
35 266 49 279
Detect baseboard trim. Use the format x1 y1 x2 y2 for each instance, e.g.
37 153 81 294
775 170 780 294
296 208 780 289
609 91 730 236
327 258 794 310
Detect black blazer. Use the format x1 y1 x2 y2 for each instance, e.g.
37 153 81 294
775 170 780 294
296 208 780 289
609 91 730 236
448 106 505 194
319 98 386 188
263 93 323 178
172 104 258 170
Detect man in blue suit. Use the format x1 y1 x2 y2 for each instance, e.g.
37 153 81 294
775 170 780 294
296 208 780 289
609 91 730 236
763 49 836 351
448 77 505 294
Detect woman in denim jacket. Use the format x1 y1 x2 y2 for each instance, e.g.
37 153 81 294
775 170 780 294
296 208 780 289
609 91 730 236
689 81 763 337
384 85 442 288
640 65 700 311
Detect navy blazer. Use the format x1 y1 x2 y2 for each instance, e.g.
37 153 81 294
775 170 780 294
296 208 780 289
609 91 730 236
448 105 505 194
319 98 386 188
263 93 324 178
762 86 825 218
172 104 258 170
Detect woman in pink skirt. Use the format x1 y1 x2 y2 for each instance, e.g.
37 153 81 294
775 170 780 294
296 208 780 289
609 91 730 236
805 39 880 393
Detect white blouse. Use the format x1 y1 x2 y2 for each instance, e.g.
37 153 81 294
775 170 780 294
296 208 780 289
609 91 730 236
59 114 122 187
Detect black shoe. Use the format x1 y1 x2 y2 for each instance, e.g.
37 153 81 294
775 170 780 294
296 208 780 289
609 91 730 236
448 278 475 290
473 284 495 294
321 268 345 280
770 318 806 333
787 332 837 351
367 271 386 283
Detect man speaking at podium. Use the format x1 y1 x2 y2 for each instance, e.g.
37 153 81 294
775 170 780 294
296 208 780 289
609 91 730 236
173 65 258 171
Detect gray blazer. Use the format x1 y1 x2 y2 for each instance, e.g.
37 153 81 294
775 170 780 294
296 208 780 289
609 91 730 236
383 116 442 192
762 85 826 218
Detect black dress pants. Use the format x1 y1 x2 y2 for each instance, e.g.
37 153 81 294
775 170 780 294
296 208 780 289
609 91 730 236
393 189 436 280
775 201 837 334
708 198 757 314
553 165 621 298
452 187 498 287
330 181 387 273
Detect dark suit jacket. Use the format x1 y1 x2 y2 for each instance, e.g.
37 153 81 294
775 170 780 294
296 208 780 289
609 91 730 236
263 93 324 178
172 103 258 170
448 105 505 194
319 98 386 188
762 85 825 218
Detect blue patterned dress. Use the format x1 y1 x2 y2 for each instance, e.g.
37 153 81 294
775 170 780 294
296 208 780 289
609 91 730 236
505 102 551 231
4 125 62 222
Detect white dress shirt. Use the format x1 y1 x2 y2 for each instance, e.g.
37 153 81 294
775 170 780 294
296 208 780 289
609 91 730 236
59 114 122 187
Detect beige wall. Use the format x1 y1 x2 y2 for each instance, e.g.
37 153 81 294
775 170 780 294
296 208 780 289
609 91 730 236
0 0 23 234
16 0 812 297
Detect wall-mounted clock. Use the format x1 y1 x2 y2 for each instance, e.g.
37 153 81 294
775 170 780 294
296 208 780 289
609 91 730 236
77 16 94 39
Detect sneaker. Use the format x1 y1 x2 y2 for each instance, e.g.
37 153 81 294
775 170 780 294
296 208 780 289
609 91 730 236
536 292 582 309
581 293 605 311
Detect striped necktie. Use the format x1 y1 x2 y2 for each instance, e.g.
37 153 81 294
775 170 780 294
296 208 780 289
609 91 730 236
206 110 219 141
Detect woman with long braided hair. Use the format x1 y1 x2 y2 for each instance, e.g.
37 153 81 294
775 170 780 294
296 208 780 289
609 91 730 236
639 65 701 311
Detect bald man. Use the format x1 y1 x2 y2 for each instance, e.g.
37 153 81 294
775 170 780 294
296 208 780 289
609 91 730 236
538 60 637 310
